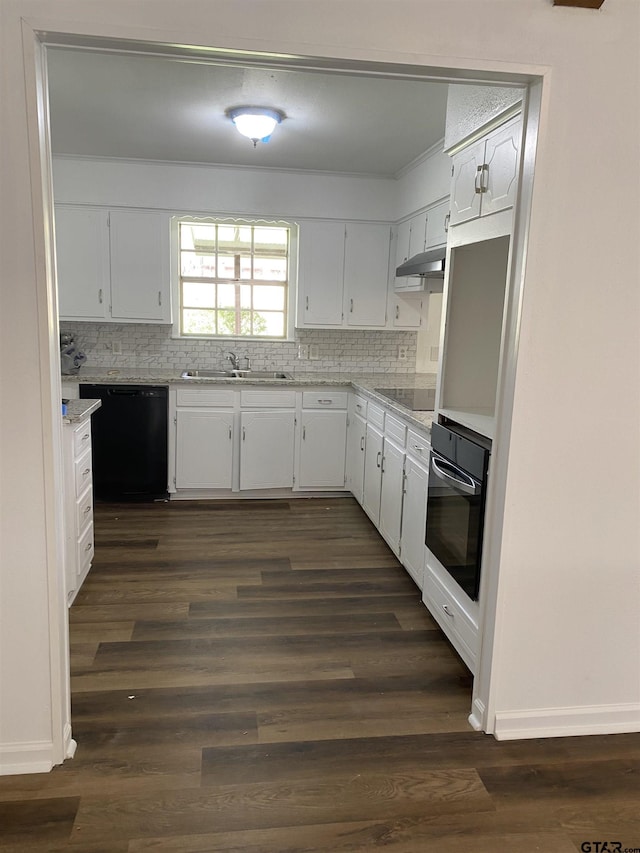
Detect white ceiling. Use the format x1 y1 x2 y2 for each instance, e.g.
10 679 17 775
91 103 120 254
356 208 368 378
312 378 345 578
46 48 449 177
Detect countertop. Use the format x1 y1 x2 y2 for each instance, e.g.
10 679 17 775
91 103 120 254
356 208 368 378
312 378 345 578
62 398 101 424
62 368 436 434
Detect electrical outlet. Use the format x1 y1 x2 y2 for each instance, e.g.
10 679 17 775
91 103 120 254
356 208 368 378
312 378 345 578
112 341 122 355
397 345 408 361
297 344 309 360
309 344 319 360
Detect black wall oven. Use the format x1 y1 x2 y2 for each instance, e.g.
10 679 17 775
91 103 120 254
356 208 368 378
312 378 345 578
425 421 491 601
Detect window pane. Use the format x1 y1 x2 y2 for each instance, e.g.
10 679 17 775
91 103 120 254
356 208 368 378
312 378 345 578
217 255 236 279
253 285 285 311
183 281 215 308
218 225 251 253
239 255 252 280
218 283 237 309
182 224 216 252
216 310 238 335
183 308 216 335
253 256 287 281
239 284 251 309
254 311 285 337
181 252 217 276
254 227 288 255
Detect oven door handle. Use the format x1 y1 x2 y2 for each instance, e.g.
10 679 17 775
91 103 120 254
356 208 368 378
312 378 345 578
430 457 480 497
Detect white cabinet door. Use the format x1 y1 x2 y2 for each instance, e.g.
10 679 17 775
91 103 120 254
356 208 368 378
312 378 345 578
109 210 171 322
297 221 345 327
482 117 521 218
56 206 110 321
425 199 450 249
400 455 430 589
175 409 234 489
450 137 485 226
240 410 295 489
345 411 367 504
392 295 423 329
362 422 383 524
378 438 405 556
298 410 347 489
344 223 389 327
408 211 428 257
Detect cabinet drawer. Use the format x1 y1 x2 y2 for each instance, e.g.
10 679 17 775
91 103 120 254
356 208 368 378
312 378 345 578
77 521 94 574
76 484 94 534
176 388 236 407
367 401 385 430
74 448 93 497
240 389 296 408
72 420 92 459
423 561 478 670
349 394 368 420
384 414 406 447
302 391 348 409
406 428 431 463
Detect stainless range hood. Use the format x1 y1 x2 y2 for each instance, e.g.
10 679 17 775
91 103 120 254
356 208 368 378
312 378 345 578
396 247 446 278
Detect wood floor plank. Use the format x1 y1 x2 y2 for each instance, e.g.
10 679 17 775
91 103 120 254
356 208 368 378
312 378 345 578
5 496 639 851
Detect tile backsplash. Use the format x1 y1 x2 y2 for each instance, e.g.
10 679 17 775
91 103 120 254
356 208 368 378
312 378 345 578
61 323 418 374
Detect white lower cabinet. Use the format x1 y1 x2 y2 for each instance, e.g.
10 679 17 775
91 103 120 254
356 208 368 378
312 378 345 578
362 421 384 524
63 416 95 604
175 409 234 489
240 410 295 490
399 455 430 590
298 408 348 490
345 410 367 504
378 437 405 556
423 557 479 674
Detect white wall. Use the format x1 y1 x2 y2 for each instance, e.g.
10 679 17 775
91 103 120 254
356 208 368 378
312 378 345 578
53 156 396 222
2 0 639 772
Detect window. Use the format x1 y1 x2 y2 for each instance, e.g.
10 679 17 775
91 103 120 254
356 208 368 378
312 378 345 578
178 219 291 338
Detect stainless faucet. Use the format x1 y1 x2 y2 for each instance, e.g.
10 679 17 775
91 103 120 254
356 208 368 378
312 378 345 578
226 351 240 370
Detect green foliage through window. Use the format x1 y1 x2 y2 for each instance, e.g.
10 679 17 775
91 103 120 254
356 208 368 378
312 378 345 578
179 220 290 338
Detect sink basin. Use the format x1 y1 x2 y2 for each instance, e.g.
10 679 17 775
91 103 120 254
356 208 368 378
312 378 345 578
231 370 293 380
181 369 235 379
180 369 293 381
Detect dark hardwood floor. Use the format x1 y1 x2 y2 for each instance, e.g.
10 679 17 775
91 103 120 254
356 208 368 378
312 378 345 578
1 497 639 852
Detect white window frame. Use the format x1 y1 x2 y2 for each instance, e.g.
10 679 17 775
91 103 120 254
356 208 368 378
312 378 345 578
171 214 297 342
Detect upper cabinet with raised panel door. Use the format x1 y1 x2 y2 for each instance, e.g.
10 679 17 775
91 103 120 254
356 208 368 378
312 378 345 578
56 205 172 324
296 220 390 330
449 116 521 228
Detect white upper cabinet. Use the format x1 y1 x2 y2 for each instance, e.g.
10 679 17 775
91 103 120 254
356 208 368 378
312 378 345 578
343 222 389 327
109 210 171 322
450 116 521 227
297 220 345 327
297 220 390 329
425 199 450 249
55 206 110 321
55 204 172 324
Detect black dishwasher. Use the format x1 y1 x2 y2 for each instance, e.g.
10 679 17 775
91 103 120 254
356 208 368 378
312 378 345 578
79 384 168 501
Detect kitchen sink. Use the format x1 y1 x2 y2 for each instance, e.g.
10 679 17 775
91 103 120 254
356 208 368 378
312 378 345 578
180 369 293 380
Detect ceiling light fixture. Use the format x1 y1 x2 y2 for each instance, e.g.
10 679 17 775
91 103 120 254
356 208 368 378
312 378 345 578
227 107 284 147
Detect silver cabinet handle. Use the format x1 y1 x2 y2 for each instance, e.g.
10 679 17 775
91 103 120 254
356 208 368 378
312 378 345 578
228 426 232 440
158 291 162 306
444 212 450 233
395 305 399 320
85 542 92 552
402 472 407 495
242 426 246 441
83 505 91 514
475 165 484 194
356 403 363 412
360 436 365 451
381 455 385 474
306 296 309 310
442 604 454 618
82 468 90 476
81 433 90 442
376 451 381 469
412 443 424 452
350 298 354 313
302 425 306 440
317 399 332 405
98 288 103 304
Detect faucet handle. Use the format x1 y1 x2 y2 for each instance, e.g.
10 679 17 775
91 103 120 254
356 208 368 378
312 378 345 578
244 355 252 370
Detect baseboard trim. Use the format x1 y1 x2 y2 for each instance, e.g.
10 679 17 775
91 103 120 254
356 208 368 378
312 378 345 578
468 697 486 731
493 702 640 740
0 740 54 776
